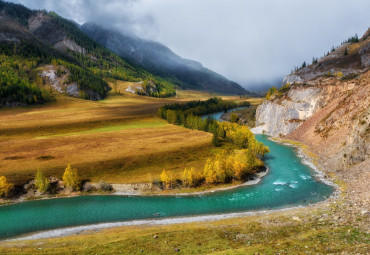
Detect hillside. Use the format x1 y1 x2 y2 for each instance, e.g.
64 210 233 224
0 1 179 105
283 29 370 84
80 22 250 95
253 28 370 215
0 1 253 107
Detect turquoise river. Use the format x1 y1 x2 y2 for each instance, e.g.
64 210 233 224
0 110 333 239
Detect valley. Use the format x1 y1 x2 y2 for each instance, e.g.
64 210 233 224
0 1 369 254
0 85 237 186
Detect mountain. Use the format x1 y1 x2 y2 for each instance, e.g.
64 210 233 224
80 23 249 95
1 0 197 106
252 28 370 210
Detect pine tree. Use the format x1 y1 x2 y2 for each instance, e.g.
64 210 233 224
63 164 80 191
34 168 50 193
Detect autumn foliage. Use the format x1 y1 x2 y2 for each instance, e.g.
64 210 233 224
0 176 13 198
157 98 269 189
63 164 80 191
34 169 50 193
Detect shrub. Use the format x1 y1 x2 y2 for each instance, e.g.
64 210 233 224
266 87 277 100
335 71 344 78
83 182 95 192
99 181 113 192
230 113 239 123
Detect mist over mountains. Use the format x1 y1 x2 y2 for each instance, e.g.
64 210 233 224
81 23 250 95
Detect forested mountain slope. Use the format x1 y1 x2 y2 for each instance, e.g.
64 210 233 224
81 23 250 95
0 1 252 107
0 1 177 106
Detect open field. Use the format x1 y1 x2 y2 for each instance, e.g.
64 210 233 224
1 205 368 254
0 83 257 185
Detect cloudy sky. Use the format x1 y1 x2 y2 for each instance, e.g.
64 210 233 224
9 0 370 91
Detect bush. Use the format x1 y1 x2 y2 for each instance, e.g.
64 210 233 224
266 87 277 100
83 182 95 192
99 181 113 192
230 113 239 123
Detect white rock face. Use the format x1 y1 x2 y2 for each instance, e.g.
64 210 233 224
66 83 79 97
54 39 86 55
282 75 303 85
252 87 322 136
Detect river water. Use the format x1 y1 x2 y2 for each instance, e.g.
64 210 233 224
0 110 333 239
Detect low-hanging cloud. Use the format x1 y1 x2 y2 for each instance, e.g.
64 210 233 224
8 0 370 91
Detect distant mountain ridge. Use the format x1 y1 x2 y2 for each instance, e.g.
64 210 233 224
81 22 251 95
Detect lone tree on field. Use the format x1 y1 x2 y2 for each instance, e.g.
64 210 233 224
63 164 80 191
35 169 50 193
0 176 13 198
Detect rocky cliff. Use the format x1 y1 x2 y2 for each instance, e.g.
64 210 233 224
252 29 370 211
254 28 370 137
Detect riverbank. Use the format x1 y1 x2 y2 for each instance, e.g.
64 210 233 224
0 134 337 242
113 167 269 196
271 137 369 232
0 167 269 207
271 137 339 198
2 136 368 254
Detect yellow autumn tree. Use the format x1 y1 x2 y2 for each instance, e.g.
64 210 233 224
204 158 218 184
160 169 171 189
249 138 270 159
187 167 196 187
213 155 228 183
63 164 80 191
182 168 189 187
0 176 13 198
34 168 50 194
232 150 247 180
225 153 236 179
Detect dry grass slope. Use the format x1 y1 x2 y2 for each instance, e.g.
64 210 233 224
0 83 254 185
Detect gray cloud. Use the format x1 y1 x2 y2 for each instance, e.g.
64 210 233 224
8 0 370 91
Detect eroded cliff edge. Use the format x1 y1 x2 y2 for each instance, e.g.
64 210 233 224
252 28 370 216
